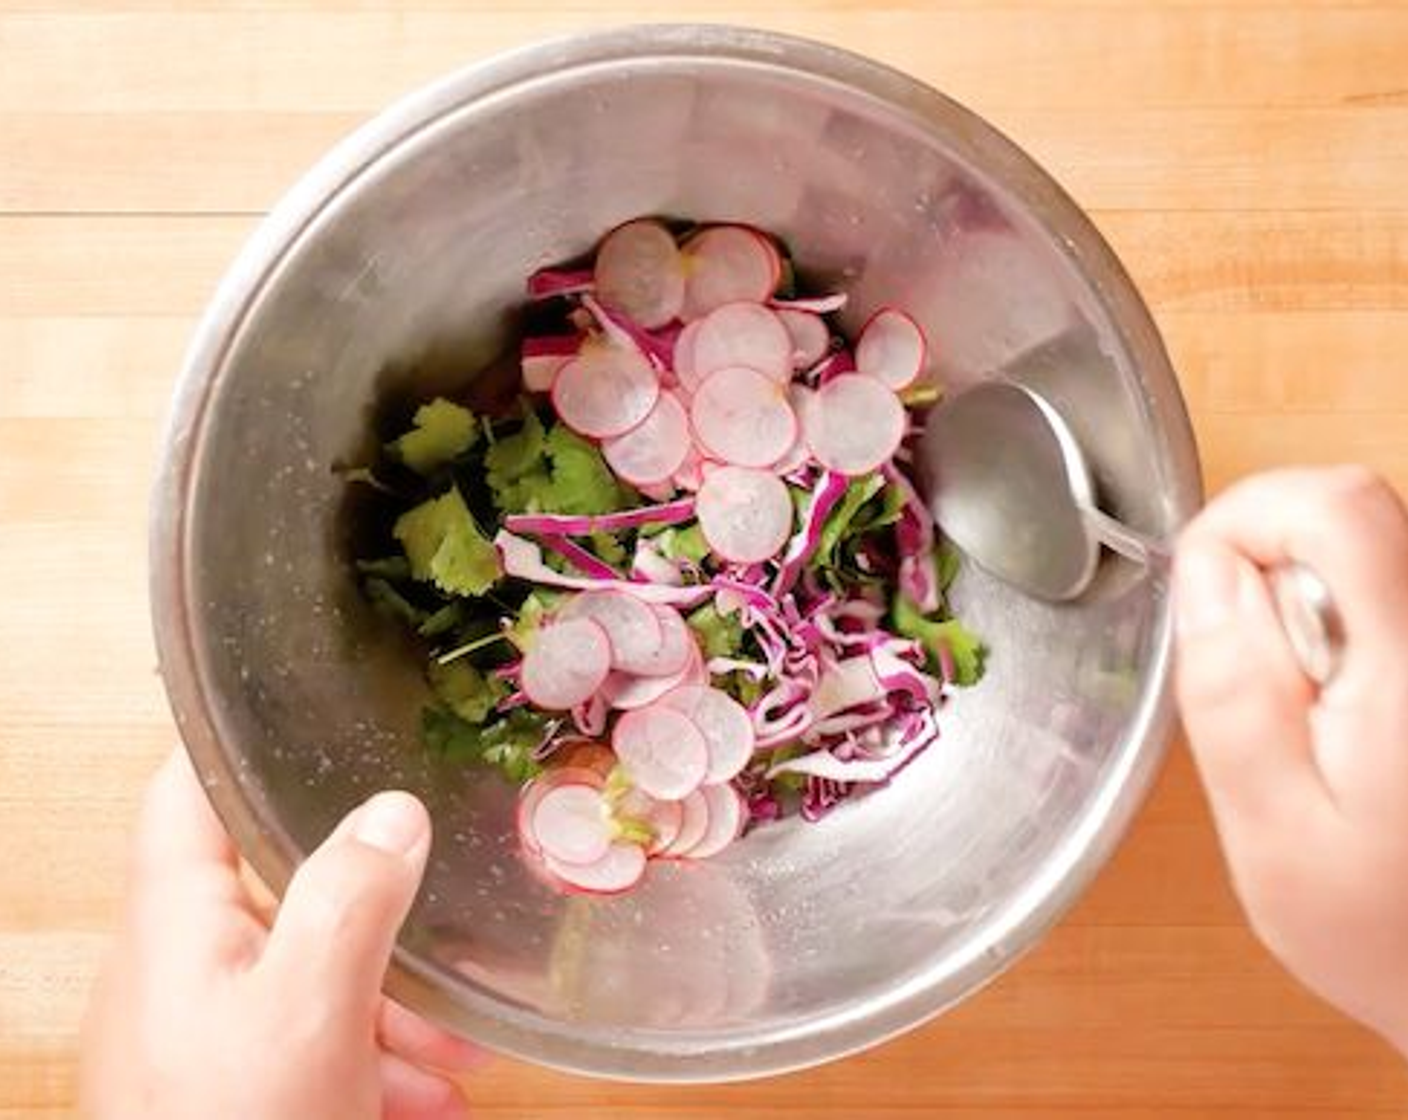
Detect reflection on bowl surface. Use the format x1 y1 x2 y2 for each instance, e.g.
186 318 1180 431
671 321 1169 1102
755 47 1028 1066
151 25 1200 1082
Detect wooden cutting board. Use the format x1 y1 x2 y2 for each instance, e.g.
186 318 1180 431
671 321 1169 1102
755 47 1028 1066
3 2 1407 1116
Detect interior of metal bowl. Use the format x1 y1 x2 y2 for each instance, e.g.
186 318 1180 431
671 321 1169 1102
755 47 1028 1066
152 26 1200 1081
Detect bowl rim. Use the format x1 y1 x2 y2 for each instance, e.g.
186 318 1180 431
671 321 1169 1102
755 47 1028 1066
150 22 1203 1083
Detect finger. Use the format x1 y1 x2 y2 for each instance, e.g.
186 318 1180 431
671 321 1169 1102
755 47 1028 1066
1190 466 1408 691
259 791 430 1017
131 749 239 881
126 750 264 969
379 1000 489 1073
1173 534 1331 838
380 1053 471 1120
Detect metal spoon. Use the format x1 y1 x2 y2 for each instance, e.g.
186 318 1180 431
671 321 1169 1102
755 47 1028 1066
919 380 1345 685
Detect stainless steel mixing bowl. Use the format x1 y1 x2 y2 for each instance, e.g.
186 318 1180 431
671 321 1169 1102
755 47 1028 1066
151 25 1201 1082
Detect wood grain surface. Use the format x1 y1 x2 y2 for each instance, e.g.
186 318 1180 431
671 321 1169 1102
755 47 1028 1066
3 2 1408 1116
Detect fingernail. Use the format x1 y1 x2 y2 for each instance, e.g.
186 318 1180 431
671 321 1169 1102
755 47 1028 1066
353 791 428 857
1174 546 1242 636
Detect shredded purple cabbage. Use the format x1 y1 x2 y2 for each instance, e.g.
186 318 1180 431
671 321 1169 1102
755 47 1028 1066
503 498 695 537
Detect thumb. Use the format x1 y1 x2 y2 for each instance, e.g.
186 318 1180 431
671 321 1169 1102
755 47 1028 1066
259 791 431 1016
1173 535 1331 843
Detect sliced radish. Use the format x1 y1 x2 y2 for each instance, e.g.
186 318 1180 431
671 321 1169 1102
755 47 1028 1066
516 766 605 856
636 604 694 678
601 391 691 486
690 366 798 469
803 373 906 476
593 219 686 330
521 334 579 392
560 589 664 676
696 466 793 564
680 783 746 860
776 309 830 370
603 637 702 710
657 685 756 784
855 307 926 390
690 302 792 383
551 343 660 439
532 783 613 866
659 788 711 857
612 704 709 800
519 617 611 710
544 842 647 895
673 319 705 392
680 226 780 321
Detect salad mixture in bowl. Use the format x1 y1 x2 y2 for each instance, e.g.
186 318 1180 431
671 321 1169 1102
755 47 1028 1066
351 217 984 894
155 26 1197 1081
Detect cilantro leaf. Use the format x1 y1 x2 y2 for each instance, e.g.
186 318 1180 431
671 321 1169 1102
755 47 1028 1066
543 424 633 515
687 602 745 660
891 594 986 687
394 486 501 597
652 523 711 565
427 659 507 724
390 398 477 475
484 410 548 512
589 530 628 569
421 706 546 784
477 710 549 783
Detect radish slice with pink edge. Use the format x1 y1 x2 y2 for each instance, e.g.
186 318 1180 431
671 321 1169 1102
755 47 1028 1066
803 373 907 476
690 302 792 383
695 465 793 563
612 704 709 800
673 319 704 392
521 335 579 392
516 766 605 855
635 604 695 678
659 789 711 857
543 842 647 895
559 589 665 676
657 685 756 784
690 366 798 469
593 219 686 330
855 307 926 390
551 343 660 439
603 635 703 710
601 391 691 486
531 782 613 866
519 617 612 710
679 783 746 860
776 309 830 370
680 226 781 321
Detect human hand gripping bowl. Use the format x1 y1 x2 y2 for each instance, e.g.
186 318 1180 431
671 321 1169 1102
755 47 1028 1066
152 26 1199 1081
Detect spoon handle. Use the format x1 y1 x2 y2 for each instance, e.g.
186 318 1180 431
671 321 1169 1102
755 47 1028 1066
1082 507 1344 687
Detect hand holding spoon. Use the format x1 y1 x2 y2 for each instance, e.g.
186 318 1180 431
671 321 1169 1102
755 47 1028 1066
918 380 1345 685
